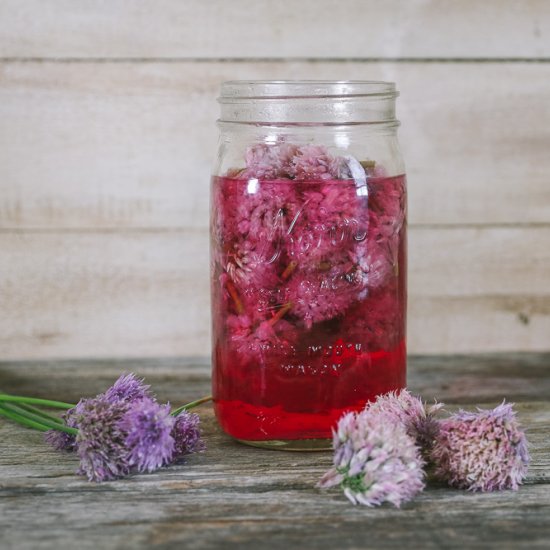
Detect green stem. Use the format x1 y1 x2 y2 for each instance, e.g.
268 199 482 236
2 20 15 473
0 404 50 432
0 394 75 410
0 402 78 435
171 395 213 416
16 403 64 424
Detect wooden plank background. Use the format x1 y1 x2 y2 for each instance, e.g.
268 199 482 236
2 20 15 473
1 0 549 59
0 1 549 359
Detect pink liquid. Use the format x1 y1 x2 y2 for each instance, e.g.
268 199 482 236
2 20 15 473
211 174 407 441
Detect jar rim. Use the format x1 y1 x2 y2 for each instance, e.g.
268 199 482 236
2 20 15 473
219 80 397 101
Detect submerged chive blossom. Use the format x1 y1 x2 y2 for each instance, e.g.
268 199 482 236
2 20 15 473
318 409 425 507
431 402 530 492
119 399 175 473
213 141 406 357
366 390 444 453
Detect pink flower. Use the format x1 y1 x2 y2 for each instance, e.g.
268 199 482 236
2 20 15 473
348 243 391 291
319 409 425 507
241 142 298 179
286 182 367 265
227 309 295 359
291 145 337 180
431 402 530 491
225 243 279 292
212 140 407 366
241 142 346 181
342 286 404 351
283 265 359 328
366 390 444 453
366 176 406 243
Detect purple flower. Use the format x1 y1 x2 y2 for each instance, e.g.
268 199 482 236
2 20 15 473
171 411 205 461
42 374 207 482
366 390 443 453
431 402 530 492
119 398 176 473
44 399 84 452
319 409 425 507
45 373 152 452
104 373 152 404
44 429 76 452
73 396 131 482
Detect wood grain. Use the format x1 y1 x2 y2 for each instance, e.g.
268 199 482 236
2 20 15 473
0 355 549 549
1 227 548 359
1 3 549 359
0 0 549 59
1 61 550 229
0 231 211 359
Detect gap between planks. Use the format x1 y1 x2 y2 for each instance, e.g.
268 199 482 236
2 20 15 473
1 57 550 64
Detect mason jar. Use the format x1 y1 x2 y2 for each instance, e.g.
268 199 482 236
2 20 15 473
210 81 407 450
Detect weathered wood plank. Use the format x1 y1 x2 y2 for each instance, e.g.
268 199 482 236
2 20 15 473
1 477 548 550
409 295 550 355
0 232 211 359
1 354 549 408
0 355 548 549
1 227 549 359
1 62 550 228
0 0 549 59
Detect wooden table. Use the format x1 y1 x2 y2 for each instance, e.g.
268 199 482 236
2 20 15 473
1 354 549 549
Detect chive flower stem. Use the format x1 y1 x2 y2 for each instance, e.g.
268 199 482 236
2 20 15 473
225 280 245 314
16 402 65 424
171 395 212 417
281 260 298 280
0 402 78 435
268 301 293 326
0 404 50 432
0 394 75 410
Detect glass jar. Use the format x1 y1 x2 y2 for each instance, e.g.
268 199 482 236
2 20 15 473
210 81 407 450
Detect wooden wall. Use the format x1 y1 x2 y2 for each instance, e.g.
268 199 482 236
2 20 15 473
1 1 549 359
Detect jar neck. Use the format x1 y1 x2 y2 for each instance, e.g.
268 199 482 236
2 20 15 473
218 80 399 126
214 124 405 178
